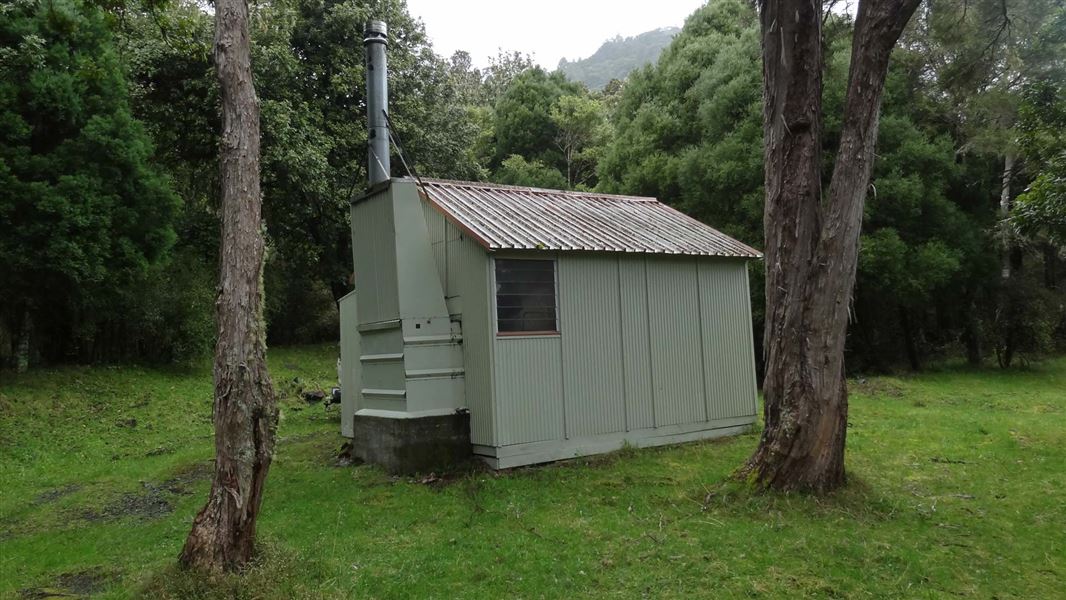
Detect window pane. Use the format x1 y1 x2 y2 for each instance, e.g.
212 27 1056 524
495 259 557 333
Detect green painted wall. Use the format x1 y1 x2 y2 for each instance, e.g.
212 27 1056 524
421 195 495 445
350 191 399 325
344 181 465 419
339 290 360 437
559 256 626 436
489 253 758 449
495 335 565 445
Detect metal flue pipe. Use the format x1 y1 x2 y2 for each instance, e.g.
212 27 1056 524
364 20 390 186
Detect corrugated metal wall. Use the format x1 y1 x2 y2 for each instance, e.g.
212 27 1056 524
491 253 758 448
455 225 494 446
421 195 495 445
618 260 655 430
424 198 466 316
559 257 626 437
698 259 759 420
423 197 448 294
646 257 707 427
495 336 565 445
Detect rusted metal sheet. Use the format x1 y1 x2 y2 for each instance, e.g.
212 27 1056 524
414 178 762 259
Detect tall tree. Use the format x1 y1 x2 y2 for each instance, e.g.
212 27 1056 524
0 0 178 369
491 67 582 171
598 0 763 243
549 93 607 188
741 0 921 492
910 0 1066 366
179 0 277 571
1014 79 1066 251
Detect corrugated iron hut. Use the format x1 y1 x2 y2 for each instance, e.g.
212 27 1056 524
341 21 762 472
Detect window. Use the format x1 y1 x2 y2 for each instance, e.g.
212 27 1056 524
494 258 558 334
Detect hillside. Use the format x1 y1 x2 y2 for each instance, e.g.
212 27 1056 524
558 27 679 89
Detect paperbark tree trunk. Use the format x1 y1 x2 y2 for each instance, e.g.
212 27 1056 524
741 0 921 493
1000 153 1015 280
180 0 278 572
996 153 1019 369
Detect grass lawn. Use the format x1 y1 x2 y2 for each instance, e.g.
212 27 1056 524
1 345 1063 598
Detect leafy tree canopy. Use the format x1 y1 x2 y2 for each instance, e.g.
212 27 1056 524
0 0 179 360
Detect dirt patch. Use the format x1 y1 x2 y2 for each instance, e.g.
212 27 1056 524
162 460 214 494
81 461 212 522
0 517 23 542
20 567 114 598
83 487 173 522
33 483 82 506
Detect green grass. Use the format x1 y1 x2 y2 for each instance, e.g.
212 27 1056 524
1 347 1063 599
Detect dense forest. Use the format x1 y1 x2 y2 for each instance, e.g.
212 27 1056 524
1 0 1064 373
557 26 679 90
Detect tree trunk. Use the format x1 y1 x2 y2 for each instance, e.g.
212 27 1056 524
1000 153 1015 280
964 300 982 366
1001 326 1016 368
180 0 278 572
741 0 920 493
16 308 31 373
899 305 921 371
566 147 573 188
996 154 1019 369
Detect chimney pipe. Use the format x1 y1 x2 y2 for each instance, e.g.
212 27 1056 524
364 20 389 186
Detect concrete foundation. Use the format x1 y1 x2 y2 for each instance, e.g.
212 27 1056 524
351 410 471 474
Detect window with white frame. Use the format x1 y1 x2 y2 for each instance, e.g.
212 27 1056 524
494 258 558 334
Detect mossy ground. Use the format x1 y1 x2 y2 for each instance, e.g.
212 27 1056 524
1 346 1063 598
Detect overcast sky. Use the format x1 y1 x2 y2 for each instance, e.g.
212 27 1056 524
405 0 708 69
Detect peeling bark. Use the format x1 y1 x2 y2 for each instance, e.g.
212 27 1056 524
741 0 921 493
179 0 278 572
996 153 1019 368
1000 153 1015 280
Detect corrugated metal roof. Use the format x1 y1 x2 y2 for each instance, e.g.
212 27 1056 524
412 178 762 259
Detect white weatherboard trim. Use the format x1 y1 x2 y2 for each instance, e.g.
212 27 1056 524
472 416 756 469
354 408 464 419
358 319 401 332
360 352 403 362
361 388 405 398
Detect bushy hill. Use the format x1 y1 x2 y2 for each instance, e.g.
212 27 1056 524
558 27 679 89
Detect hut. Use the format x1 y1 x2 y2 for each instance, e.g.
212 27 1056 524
340 21 761 472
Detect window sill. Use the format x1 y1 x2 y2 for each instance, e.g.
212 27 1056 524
496 331 561 339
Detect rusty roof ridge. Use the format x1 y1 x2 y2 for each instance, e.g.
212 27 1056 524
407 176 659 203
